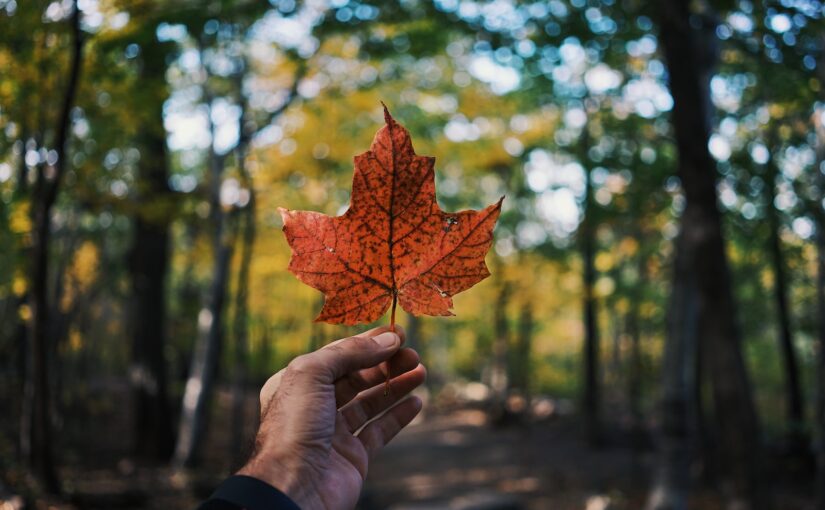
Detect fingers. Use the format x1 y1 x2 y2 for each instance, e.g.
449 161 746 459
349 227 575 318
357 395 422 459
340 363 426 433
289 330 401 384
258 324 409 412
334 348 420 407
325 324 406 349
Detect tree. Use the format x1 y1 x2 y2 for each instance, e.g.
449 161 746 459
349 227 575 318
580 124 602 446
646 231 698 510
173 27 305 466
126 22 176 461
658 1 769 508
813 103 825 510
21 0 84 493
763 126 805 443
173 43 237 466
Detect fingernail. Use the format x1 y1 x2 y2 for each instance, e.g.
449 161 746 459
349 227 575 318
373 332 399 348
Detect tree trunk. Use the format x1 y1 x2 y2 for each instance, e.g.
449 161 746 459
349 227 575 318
489 279 511 424
514 302 533 398
173 68 234 466
627 234 645 451
646 234 699 510
21 2 83 493
129 129 174 460
658 2 769 508
764 142 805 442
173 171 234 468
230 119 256 465
581 128 602 446
229 207 252 465
816 201 825 510
128 34 175 462
813 106 825 510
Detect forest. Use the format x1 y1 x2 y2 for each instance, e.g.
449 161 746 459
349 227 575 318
1 0 825 509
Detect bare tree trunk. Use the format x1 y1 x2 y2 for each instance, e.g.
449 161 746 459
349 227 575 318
646 234 698 510
627 232 645 451
489 278 511 424
229 94 256 464
764 140 805 443
816 202 825 510
813 106 825 510
229 206 253 465
21 2 83 493
581 126 602 446
514 302 533 398
173 117 234 469
128 36 175 462
658 2 769 508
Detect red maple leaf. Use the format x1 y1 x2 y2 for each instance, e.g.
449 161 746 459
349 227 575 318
279 105 503 325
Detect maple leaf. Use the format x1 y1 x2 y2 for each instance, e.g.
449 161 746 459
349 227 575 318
279 104 503 325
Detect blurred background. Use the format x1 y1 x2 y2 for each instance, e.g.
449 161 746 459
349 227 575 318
2 0 825 509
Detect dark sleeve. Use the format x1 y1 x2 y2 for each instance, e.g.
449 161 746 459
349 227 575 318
196 475 301 510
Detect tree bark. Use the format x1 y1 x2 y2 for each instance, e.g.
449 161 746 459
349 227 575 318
764 142 805 443
129 128 174 460
173 159 234 467
489 278 511 424
627 232 645 452
646 234 698 510
229 202 253 465
816 188 825 510
514 302 533 398
21 1 83 493
812 106 825 510
658 1 769 508
581 126 602 446
128 32 175 462
173 59 234 466
229 85 256 464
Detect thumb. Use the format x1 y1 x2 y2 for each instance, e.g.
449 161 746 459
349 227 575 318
290 331 401 383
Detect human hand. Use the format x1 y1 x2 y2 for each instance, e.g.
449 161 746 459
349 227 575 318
238 325 426 510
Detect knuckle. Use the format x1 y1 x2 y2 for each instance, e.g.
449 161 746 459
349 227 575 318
324 343 346 357
287 353 317 375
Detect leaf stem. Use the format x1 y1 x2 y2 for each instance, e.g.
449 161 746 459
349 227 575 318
384 292 397 396
390 292 397 332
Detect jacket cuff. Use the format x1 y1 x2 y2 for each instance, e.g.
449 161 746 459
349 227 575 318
199 474 301 510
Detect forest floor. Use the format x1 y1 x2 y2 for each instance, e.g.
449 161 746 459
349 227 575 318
1 383 817 510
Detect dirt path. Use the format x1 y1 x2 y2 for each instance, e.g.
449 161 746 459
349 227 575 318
361 408 651 510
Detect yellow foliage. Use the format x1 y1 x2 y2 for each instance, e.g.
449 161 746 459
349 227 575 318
9 202 31 234
12 275 27 296
595 276 615 298
618 237 639 257
760 268 774 290
69 329 83 352
615 298 629 314
640 302 658 319
61 241 100 312
595 252 614 272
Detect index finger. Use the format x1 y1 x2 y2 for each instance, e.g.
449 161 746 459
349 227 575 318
259 324 407 410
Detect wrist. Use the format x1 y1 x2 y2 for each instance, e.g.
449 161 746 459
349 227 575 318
237 452 316 508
